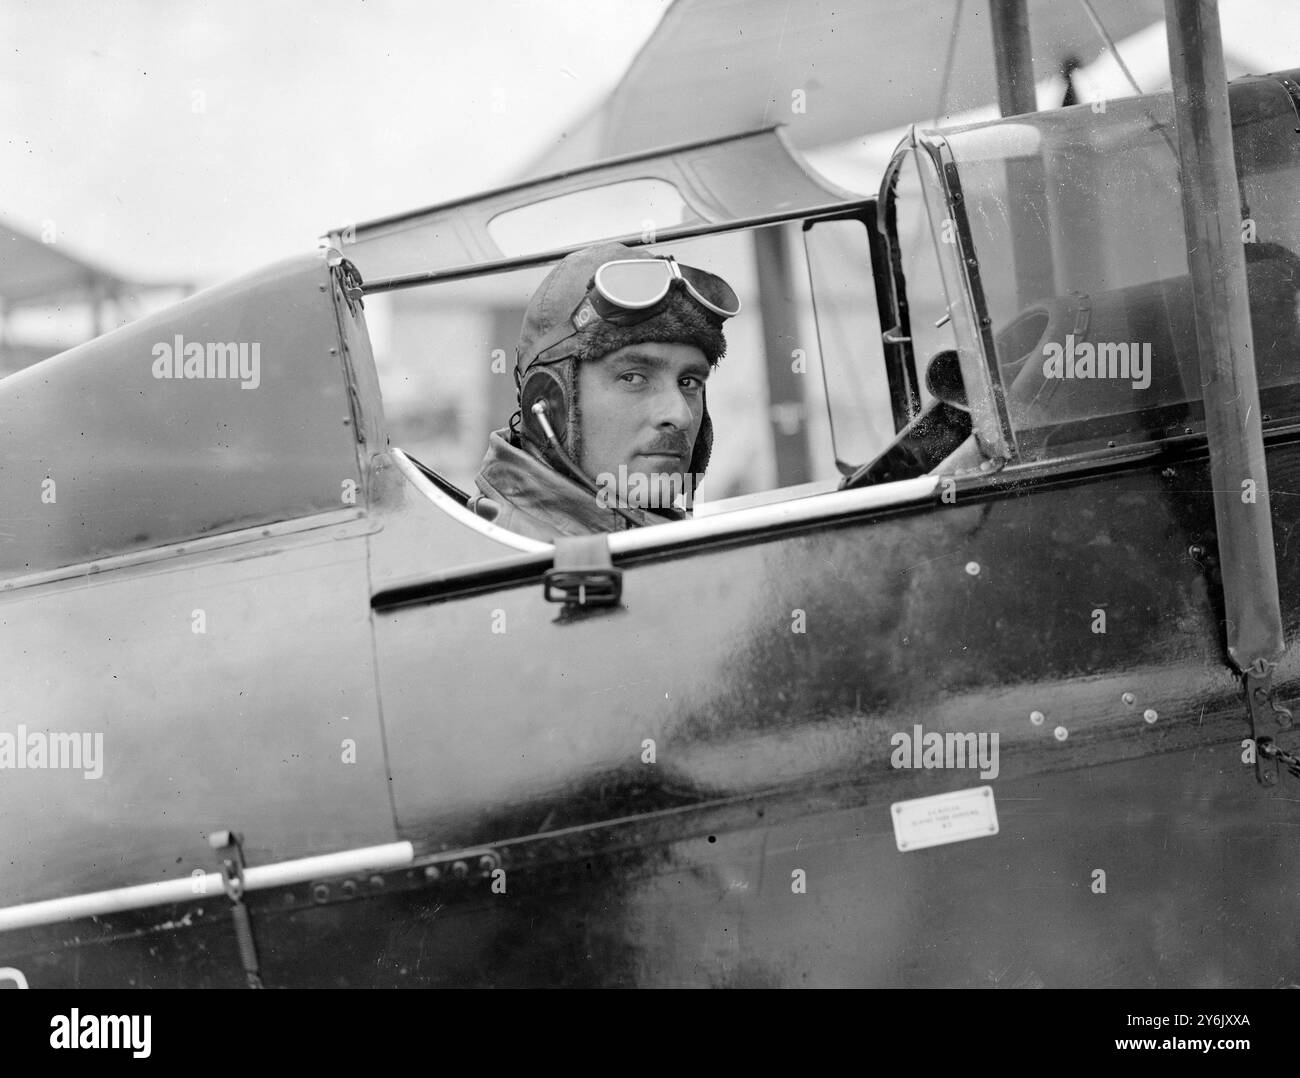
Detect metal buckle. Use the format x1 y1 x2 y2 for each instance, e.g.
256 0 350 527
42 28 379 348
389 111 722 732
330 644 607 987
543 567 622 606
544 535 623 607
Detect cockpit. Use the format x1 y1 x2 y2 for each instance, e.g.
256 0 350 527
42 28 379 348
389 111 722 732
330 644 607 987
882 70 1300 474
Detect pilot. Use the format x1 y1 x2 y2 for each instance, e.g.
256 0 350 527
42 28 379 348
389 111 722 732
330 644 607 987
468 241 740 540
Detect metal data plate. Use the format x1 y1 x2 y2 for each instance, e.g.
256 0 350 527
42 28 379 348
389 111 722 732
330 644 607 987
891 786 999 852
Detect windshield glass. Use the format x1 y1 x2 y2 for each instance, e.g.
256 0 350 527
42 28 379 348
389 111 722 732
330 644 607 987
935 75 1300 459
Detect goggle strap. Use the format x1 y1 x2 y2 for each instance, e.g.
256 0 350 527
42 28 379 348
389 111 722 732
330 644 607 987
571 296 603 330
524 317 586 369
522 291 662 369
679 277 735 319
671 261 741 318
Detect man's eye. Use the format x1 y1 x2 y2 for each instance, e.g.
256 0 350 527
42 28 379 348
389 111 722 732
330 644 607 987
680 376 704 391
619 372 648 386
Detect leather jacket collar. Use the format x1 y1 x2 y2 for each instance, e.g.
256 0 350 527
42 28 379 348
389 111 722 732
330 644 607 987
470 429 684 542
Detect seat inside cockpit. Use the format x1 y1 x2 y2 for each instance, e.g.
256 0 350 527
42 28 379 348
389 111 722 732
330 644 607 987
909 240 1300 473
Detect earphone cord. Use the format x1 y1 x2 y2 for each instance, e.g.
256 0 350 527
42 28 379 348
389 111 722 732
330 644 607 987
525 402 645 528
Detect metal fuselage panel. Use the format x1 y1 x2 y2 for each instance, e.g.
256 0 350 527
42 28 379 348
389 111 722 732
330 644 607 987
0 255 397 926
0 521 397 910
377 456 1234 850
0 253 364 579
8 84 1300 983
14 445 1298 986
317 446 1293 987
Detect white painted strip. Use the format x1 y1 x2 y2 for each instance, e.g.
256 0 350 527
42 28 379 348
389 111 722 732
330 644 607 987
391 449 552 553
609 474 941 554
0 841 414 932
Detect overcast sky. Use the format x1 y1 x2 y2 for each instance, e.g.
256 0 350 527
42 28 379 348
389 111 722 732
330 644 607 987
4 0 1298 290
0 0 670 283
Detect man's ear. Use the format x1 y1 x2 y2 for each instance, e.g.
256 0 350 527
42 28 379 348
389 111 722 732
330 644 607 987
519 365 569 452
687 387 713 479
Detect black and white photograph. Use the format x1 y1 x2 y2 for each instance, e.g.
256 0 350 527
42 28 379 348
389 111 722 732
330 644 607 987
1 0 1299 1033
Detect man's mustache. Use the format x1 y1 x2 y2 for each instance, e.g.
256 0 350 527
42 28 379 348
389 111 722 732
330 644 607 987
639 433 692 457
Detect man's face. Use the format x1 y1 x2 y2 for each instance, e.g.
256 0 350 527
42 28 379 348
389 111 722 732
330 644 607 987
576 341 710 509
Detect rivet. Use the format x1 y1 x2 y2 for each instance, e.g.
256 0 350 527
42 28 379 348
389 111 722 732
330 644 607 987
1054 726 1068 741
452 860 469 879
1030 710 1045 725
1143 709 1158 724
965 561 980 576
1122 692 1136 706
312 883 329 903
340 879 357 898
478 855 496 873
423 865 441 881
369 875 385 889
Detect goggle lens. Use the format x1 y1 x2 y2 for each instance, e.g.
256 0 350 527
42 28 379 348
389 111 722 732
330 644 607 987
595 259 741 318
678 264 741 318
595 261 670 309
522 256 740 371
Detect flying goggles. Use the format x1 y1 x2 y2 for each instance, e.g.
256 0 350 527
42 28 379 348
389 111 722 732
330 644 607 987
522 257 741 370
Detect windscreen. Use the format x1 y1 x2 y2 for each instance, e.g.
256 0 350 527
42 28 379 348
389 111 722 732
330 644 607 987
936 74 1300 459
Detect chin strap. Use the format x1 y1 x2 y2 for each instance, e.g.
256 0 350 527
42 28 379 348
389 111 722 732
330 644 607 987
527 402 645 528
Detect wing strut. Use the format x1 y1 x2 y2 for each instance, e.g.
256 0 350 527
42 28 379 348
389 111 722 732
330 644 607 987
1164 0 1289 782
